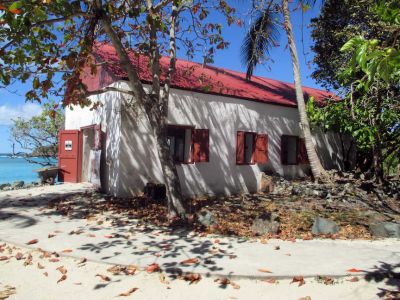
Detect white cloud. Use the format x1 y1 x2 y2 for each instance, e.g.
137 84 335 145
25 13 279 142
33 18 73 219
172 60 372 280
0 103 42 126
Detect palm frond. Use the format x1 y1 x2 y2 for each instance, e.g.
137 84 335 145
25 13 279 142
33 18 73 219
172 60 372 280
241 9 280 80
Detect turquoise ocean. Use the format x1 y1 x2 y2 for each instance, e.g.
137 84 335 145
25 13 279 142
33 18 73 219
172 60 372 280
0 156 57 184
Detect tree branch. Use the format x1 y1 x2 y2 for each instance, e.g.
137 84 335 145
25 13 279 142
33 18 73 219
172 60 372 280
85 86 135 97
94 0 147 106
162 1 179 111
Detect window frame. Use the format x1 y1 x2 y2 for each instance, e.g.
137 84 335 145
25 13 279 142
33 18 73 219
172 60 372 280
281 134 299 166
236 131 257 165
167 124 194 164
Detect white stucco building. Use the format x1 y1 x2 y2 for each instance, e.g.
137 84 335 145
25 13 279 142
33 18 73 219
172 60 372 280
61 44 351 198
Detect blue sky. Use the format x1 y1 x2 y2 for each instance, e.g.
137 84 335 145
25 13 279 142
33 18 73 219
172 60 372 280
0 2 325 153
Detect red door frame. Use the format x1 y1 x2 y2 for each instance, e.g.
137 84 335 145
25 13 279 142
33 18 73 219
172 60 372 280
58 124 102 183
58 130 81 183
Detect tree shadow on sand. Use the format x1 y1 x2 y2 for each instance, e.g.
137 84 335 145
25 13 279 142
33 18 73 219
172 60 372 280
364 261 400 299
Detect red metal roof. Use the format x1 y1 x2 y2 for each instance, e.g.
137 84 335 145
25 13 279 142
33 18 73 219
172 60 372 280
89 43 334 107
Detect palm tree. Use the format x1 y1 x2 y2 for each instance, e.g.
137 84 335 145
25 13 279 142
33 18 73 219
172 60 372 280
242 0 329 181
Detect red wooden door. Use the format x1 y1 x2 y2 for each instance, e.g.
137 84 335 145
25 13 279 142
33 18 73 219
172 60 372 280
58 130 81 183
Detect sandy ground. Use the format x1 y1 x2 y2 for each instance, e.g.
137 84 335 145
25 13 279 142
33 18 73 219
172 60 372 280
1 184 399 299
0 242 398 300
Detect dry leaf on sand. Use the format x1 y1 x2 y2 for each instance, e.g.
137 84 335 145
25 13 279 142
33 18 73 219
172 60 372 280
118 287 138 297
26 239 38 245
96 274 111 282
180 258 199 265
291 276 306 287
57 274 67 283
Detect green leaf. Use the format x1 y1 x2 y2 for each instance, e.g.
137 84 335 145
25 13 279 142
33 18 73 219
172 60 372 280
9 1 22 10
340 36 364 52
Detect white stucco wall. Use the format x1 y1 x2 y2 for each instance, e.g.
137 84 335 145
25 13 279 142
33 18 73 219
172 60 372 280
64 83 123 195
65 81 353 197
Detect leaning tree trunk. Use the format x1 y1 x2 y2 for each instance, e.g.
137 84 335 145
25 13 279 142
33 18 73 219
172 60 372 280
282 0 328 181
99 5 187 217
148 111 187 217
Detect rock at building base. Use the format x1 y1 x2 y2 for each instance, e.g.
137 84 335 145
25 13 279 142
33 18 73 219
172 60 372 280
369 222 400 238
251 212 280 236
312 217 339 235
196 210 216 227
259 173 274 193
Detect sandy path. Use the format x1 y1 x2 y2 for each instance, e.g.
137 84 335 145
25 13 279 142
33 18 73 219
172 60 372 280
0 242 398 300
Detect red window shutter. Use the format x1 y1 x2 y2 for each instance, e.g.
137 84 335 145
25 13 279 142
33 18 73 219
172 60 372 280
254 134 268 164
281 135 289 165
236 131 245 164
192 129 209 162
297 138 309 164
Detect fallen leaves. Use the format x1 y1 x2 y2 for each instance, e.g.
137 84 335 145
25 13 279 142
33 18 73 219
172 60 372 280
317 276 334 285
214 277 240 289
56 266 67 275
159 273 170 285
291 276 306 287
347 277 359 282
61 249 73 253
96 274 111 282
26 239 38 245
78 258 87 265
15 252 24 260
347 268 363 273
0 285 16 299
38 249 51 259
37 262 45 269
48 234 56 239
49 258 60 263
324 277 334 285
118 287 138 297
262 277 277 284
146 263 160 273
106 264 137 276
107 265 123 275
23 254 32 266
0 256 9 261
124 265 137 275
69 229 84 235
180 258 199 265
181 272 202 284
258 268 272 273
230 282 241 289
57 274 67 283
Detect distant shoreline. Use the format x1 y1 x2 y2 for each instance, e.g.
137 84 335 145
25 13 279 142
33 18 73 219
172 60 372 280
0 153 54 158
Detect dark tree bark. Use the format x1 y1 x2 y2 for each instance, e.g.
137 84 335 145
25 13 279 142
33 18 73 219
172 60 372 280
95 0 186 217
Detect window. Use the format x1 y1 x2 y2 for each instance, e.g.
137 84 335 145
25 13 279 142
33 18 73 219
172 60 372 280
236 131 268 165
167 125 209 163
192 129 210 162
281 135 309 165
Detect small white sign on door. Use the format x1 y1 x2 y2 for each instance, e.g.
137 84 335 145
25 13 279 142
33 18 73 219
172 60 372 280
65 140 73 151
